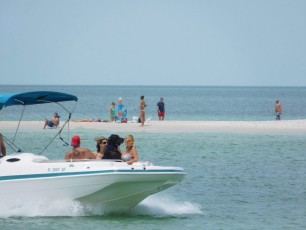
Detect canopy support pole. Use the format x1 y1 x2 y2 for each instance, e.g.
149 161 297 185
38 101 78 155
13 105 25 143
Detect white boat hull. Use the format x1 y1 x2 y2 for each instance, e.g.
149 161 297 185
0 153 185 210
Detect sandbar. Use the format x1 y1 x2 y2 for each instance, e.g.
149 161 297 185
1 120 306 134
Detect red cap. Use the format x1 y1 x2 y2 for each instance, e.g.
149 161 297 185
71 135 80 147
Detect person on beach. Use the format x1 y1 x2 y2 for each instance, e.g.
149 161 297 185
93 136 108 159
139 95 147 127
275 100 282 120
117 98 124 117
157 97 165 120
109 102 116 122
44 112 59 128
0 133 6 157
65 135 96 160
72 119 102 122
121 134 139 165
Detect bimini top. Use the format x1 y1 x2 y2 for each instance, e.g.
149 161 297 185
0 91 78 110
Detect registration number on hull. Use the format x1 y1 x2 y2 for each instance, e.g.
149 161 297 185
48 167 66 172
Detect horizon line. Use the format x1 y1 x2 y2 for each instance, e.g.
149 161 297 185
1 84 305 88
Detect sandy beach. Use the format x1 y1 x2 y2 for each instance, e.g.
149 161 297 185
1 120 306 133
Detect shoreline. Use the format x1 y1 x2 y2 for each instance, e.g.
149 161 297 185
1 120 306 133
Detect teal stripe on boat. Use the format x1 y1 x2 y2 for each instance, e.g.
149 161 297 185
0 169 184 181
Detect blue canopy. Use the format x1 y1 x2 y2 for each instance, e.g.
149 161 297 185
0 91 78 110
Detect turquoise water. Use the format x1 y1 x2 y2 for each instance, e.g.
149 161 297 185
1 129 306 229
1 86 306 229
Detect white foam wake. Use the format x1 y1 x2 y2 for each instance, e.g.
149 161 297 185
130 195 203 217
0 194 202 218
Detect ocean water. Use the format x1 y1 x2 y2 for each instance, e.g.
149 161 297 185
1 86 306 229
1 85 306 121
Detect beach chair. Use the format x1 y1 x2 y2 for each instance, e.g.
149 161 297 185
115 109 128 123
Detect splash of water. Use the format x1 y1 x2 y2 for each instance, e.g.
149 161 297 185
130 195 203 217
0 194 202 218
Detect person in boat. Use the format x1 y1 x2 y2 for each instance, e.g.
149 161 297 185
109 102 116 122
0 133 6 157
65 135 96 160
121 134 139 165
44 112 59 129
93 136 108 159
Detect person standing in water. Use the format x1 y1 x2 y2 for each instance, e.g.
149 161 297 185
275 99 282 120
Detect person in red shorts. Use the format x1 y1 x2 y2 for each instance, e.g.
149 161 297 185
157 97 165 120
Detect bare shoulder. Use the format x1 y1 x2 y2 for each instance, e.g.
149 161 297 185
132 146 138 153
65 149 72 154
64 150 73 159
84 148 92 153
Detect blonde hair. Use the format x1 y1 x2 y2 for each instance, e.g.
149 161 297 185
125 134 134 147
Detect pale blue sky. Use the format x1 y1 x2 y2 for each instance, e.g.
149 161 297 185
1 0 305 86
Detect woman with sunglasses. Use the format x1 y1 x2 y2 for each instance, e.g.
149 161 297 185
93 136 108 159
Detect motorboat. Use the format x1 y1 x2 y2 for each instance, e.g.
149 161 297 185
0 91 185 210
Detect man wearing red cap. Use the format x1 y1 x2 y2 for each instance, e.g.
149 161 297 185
65 135 95 160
